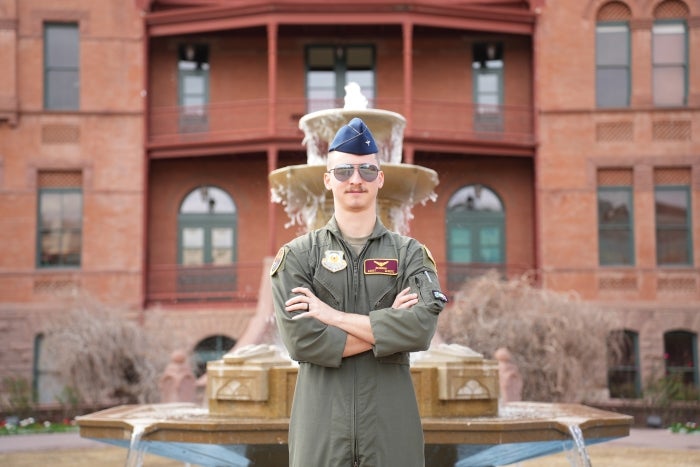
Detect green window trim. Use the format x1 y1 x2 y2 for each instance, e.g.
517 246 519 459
607 329 641 399
305 44 376 112
44 22 80 110
595 21 630 108
36 187 83 268
472 42 504 134
445 185 506 291
193 335 236 377
472 43 504 107
178 43 210 133
655 185 692 266
652 19 688 107
177 186 237 266
598 186 635 266
664 330 699 387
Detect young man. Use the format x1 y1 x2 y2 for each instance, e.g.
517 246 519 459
270 117 448 467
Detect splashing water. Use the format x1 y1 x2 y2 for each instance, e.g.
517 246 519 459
271 82 438 234
564 424 592 467
125 419 155 467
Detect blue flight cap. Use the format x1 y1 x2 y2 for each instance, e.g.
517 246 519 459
328 117 378 155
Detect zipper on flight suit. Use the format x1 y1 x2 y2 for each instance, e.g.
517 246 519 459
344 236 371 467
352 242 368 467
352 355 359 467
352 256 360 467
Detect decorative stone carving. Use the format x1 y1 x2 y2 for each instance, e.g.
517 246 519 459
206 344 297 418
158 350 197 403
411 343 499 417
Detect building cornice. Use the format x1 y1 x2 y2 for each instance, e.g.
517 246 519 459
142 1 535 36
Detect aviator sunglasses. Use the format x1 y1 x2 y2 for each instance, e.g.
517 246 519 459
327 163 380 182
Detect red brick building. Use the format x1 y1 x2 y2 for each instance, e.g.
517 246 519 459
0 0 698 404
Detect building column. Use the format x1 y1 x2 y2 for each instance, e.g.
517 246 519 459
688 18 700 106
630 19 653 107
267 146 279 256
402 20 413 141
267 22 278 134
0 7 18 125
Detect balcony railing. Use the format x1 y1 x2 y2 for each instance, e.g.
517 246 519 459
147 262 264 305
144 261 533 305
2 262 696 306
148 98 535 149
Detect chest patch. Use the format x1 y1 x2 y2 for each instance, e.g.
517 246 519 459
364 259 398 275
322 250 347 272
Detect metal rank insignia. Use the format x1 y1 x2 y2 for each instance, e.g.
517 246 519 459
321 250 347 272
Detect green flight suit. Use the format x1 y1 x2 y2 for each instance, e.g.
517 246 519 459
271 217 447 467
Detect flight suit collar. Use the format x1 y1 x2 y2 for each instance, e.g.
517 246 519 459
326 216 389 241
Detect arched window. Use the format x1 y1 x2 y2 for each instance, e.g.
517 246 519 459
595 2 632 108
445 184 505 292
607 329 640 398
664 330 698 388
192 335 236 378
652 1 689 107
178 186 237 300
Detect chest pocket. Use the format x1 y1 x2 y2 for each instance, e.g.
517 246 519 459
311 264 345 310
365 266 399 310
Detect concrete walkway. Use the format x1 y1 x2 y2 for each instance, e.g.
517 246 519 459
607 428 700 451
1 428 700 454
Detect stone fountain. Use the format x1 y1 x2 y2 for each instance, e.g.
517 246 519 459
270 82 438 235
76 86 632 466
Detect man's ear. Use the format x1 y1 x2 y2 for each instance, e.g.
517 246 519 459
323 171 332 190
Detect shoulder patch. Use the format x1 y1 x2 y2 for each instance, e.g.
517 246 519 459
422 245 437 271
270 247 287 276
432 290 448 303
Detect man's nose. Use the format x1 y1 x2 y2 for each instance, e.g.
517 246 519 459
348 166 363 183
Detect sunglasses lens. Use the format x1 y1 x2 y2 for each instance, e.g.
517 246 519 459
333 166 354 181
358 165 379 182
330 164 379 182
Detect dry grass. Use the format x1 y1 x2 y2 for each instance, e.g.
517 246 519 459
516 445 700 467
0 446 180 467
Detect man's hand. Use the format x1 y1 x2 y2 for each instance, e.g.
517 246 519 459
392 287 418 309
285 285 419 354
286 286 375 345
286 286 341 325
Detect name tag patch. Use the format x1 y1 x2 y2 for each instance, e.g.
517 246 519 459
364 259 398 275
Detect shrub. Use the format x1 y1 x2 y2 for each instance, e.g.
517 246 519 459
0 376 35 419
438 271 621 403
43 296 175 406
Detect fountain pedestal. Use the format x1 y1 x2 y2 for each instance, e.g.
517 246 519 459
412 344 499 418
206 345 296 419
205 343 500 420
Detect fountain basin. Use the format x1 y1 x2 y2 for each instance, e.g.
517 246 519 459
299 108 406 164
272 104 439 234
76 402 632 466
269 163 438 233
